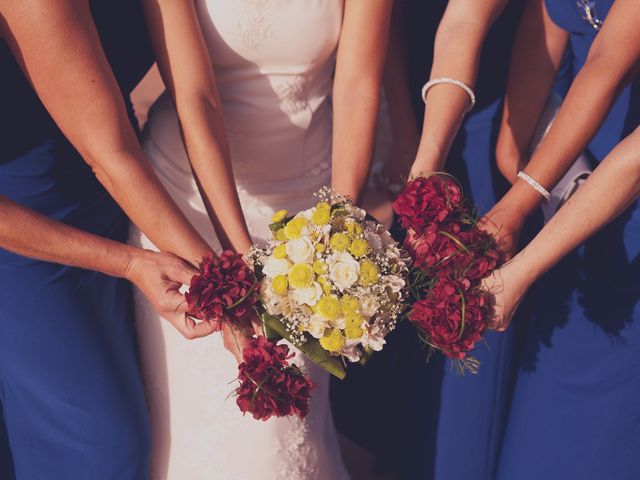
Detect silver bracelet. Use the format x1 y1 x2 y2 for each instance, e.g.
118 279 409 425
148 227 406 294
517 171 551 200
421 77 476 112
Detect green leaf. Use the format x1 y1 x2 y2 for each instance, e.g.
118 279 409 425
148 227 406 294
359 347 375 367
262 313 346 380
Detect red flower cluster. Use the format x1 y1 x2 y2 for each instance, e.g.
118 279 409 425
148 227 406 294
392 175 463 235
409 278 489 359
236 336 316 421
395 175 503 363
185 251 258 331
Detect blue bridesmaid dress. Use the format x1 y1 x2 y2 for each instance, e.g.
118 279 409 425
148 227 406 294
496 1 640 479
332 2 544 479
0 2 154 478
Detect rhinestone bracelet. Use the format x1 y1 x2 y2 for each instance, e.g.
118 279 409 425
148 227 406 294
517 171 551 201
421 77 476 112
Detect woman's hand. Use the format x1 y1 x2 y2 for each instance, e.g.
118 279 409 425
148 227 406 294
482 259 531 332
125 250 217 340
221 315 264 364
479 200 527 259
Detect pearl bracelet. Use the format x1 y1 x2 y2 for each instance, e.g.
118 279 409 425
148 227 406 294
421 77 476 112
517 171 551 201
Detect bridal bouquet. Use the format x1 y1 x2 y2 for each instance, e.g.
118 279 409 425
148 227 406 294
393 174 503 373
185 251 315 420
248 188 410 379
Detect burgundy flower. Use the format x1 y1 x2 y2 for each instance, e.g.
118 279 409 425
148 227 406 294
236 336 316 421
454 228 503 282
408 277 489 359
185 251 258 331
405 229 463 271
392 175 463 235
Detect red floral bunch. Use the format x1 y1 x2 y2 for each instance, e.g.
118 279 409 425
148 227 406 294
236 336 316 421
409 278 490 360
394 175 503 371
392 175 463 235
185 250 258 331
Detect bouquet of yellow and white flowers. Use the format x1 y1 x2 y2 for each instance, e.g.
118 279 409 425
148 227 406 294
248 188 410 379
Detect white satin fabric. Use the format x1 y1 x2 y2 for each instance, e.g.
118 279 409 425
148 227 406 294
129 1 350 479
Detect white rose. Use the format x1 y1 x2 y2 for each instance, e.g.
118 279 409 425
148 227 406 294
262 257 291 278
359 294 380 317
328 251 360 291
286 237 315 264
290 282 323 306
307 314 330 339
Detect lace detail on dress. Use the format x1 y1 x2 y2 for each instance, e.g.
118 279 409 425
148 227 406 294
273 418 318 480
275 73 311 114
238 0 274 49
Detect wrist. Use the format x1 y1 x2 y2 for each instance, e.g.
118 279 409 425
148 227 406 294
122 247 151 283
411 141 445 179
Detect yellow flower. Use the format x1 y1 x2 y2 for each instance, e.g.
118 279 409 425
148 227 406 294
275 228 287 241
312 208 331 226
319 329 345 353
317 295 341 320
315 243 326 254
271 209 288 223
313 260 329 275
340 295 360 314
359 259 380 286
316 201 331 211
329 233 351 252
345 325 364 340
284 217 308 240
272 275 289 295
344 312 364 339
273 243 287 259
346 221 364 238
345 312 364 328
317 276 333 294
348 238 370 258
288 263 314 288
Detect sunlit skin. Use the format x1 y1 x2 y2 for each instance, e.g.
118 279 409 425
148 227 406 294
494 0 568 185
480 0 640 258
331 0 393 204
484 126 640 331
0 0 216 340
409 0 507 179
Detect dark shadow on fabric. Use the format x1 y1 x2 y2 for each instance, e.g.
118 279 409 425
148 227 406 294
0 402 16 480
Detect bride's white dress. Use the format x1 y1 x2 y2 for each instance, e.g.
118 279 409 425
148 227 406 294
129 1 351 479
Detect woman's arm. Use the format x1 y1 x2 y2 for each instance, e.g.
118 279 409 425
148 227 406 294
0 188 218 339
487 126 640 330
1 0 211 264
0 0 218 338
495 0 569 184
331 0 393 203
409 0 507 177
482 0 640 254
141 0 252 254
